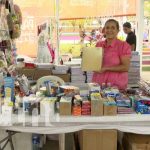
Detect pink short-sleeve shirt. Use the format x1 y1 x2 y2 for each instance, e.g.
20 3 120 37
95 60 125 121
92 39 131 90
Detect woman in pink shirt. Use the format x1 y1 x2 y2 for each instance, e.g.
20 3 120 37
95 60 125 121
92 19 131 90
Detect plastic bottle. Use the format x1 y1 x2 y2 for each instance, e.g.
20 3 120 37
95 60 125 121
107 82 111 88
32 134 40 150
101 83 106 90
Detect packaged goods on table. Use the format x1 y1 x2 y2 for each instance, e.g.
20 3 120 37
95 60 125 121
59 96 72 116
91 93 103 116
134 95 150 114
72 95 82 116
40 97 56 117
71 66 86 84
81 99 91 116
52 65 69 74
103 97 117 116
23 96 42 115
116 95 135 114
128 52 140 87
4 77 15 102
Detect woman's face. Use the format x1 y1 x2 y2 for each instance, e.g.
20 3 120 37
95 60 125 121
104 21 119 40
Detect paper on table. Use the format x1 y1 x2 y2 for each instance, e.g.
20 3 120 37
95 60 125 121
81 47 103 71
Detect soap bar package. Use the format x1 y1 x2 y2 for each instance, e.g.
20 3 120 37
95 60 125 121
59 97 72 116
91 100 103 116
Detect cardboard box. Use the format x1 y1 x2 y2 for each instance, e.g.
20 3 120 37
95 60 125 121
104 105 117 116
17 68 36 80
123 133 150 150
33 69 52 80
91 100 103 116
79 129 117 150
59 97 72 116
52 74 71 82
59 102 72 116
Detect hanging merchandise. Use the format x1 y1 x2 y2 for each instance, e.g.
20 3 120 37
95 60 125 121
6 0 22 39
0 51 7 68
37 31 52 63
47 41 55 63
14 4 22 25
0 1 10 41
11 41 17 65
16 75 30 96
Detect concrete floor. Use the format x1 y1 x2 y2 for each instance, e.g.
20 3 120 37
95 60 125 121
42 133 74 150
43 140 59 150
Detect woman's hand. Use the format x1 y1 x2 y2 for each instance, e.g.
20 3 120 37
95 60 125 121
94 67 108 73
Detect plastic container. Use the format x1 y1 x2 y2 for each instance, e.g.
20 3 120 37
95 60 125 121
17 58 25 68
32 134 40 150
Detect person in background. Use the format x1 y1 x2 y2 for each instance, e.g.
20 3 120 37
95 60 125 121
123 22 136 51
92 19 131 90
96 27 105 42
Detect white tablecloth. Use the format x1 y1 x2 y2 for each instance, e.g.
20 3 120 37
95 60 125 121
0 114 150 134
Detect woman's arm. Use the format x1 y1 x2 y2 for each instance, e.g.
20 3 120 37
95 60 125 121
102 56 130 72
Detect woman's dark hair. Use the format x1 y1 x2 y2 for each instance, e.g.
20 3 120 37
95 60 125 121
105 19 119 30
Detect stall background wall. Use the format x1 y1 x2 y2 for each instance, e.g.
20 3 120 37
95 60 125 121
13 0 136 58
14 0 55 58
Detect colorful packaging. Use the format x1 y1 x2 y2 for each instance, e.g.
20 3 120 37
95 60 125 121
4 77 15 102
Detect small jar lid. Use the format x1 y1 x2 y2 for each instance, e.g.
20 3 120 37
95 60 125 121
17 58 24 62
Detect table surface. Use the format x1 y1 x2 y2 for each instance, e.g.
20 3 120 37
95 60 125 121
0 114 150 134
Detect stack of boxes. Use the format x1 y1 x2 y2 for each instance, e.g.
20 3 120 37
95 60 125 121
52 65 69 74
116 95 135 114
71 66 86 84
134 95 150 114
72 95 82 116
81 100 91 116
128 52 140 87
58 84 119 117
86 71 93 83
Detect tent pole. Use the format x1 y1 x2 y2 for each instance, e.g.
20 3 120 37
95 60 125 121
55 0 60 65
136 0 144 75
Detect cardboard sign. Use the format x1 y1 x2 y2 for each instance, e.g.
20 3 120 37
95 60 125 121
81 47 103 71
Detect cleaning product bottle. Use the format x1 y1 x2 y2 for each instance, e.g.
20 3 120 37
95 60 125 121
32 134 40 150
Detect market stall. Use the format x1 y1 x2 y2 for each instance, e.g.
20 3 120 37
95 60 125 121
0 0 149 150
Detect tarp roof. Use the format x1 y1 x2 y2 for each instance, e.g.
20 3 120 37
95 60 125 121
59 0 136 19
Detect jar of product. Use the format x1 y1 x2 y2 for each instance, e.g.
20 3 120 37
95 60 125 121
17 58 25 68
